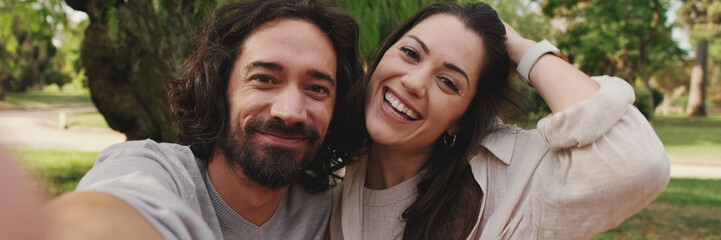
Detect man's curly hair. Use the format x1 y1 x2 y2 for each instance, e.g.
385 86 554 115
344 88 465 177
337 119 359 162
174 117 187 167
169 0 363 192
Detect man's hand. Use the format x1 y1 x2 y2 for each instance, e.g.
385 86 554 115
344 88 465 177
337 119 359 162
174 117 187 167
0 146 45 240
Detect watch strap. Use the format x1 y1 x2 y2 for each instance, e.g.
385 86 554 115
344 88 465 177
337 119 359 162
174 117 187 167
516 39 564 87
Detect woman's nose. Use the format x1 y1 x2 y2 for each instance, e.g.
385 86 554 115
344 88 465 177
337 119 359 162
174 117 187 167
400 71 428 98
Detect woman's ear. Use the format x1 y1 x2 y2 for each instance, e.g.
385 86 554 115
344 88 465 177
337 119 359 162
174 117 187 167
450 113 471 135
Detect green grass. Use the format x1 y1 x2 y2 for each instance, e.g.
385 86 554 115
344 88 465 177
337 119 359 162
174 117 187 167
3 90 109 128
652 115 721 166
593 178 721 240
68 111 110 128
3 90 91 106
13 149 98 196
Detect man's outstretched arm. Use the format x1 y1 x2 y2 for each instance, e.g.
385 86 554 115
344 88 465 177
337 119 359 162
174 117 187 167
46 192 164 240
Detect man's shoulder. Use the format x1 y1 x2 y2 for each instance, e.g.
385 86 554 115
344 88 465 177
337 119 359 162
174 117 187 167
104 139 192 155
84 139 204 193
98 139 197 165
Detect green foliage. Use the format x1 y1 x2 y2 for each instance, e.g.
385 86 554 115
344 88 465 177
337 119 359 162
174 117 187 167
106 6 119 46
633 87 663 120
539 0 683 86
485 0 551 41
678 0 721 41
44 67 72 89
338 0 551 61
338 0 443 60
0 0 88 92
14 149 98 196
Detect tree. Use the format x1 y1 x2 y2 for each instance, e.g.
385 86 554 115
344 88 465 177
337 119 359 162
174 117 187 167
63 0 222 141
679 0 721 116
539 0 682 119
63 0 549 141
1 0 87 97
0 0 66 92
652 56 690 115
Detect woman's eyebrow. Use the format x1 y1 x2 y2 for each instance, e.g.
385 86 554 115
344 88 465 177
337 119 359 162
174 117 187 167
408 35 429 54
444 62 469 85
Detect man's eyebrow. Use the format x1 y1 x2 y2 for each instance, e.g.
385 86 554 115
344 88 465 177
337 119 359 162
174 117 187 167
246 61 283 71
409 35 429 54
307 69 336 87
444 62 469 85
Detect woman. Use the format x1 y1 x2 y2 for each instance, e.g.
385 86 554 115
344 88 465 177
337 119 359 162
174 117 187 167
330 2 669 240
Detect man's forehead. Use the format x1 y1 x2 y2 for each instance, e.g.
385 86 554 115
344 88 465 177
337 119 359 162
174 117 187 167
237 18 338 79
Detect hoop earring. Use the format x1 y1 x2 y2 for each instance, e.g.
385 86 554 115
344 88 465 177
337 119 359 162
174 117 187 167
443 132 456 148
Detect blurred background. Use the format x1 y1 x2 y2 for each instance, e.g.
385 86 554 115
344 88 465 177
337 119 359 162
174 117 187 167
0 0 719 239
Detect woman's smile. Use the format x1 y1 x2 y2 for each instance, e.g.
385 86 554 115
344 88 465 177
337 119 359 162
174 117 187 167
382 87 422 121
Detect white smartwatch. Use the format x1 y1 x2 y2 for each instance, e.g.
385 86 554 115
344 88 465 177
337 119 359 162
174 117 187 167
516 39 567 87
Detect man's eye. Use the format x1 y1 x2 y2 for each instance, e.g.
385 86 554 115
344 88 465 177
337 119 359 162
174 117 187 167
308 85 329 94
252 75 274 83
400 47 420 61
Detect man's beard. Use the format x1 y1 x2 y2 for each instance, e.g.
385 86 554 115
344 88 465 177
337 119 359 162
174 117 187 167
220 116 321 189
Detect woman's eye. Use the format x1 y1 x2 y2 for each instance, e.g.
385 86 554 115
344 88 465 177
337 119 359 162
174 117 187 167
440 77 459 93
400 47 420 61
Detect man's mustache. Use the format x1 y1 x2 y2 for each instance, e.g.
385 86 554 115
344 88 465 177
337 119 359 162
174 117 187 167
244 117 321 143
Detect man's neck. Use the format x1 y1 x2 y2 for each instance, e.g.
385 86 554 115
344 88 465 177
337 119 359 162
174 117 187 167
207 147 289 226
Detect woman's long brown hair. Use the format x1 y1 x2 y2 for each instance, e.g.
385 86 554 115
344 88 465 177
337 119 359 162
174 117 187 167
344 2 516 239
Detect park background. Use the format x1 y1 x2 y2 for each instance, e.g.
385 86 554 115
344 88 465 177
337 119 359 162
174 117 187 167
1 0 720 239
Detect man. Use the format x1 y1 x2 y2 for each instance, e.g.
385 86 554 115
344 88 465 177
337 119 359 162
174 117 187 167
47 0 363 239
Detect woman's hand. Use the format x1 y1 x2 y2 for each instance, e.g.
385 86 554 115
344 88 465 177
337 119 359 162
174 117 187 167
502 21 536 66
500 21 599 113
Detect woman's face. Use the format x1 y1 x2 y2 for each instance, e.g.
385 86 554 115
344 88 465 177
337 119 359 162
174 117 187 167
364 14 484 151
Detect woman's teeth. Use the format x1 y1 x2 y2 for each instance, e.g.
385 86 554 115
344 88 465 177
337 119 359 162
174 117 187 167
384 92 420 120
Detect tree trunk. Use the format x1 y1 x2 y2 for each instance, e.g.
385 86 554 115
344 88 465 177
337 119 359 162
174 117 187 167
686 38 707 116
639 38 655 119
661 92 671 116
0 75 5 100
66 0 193 141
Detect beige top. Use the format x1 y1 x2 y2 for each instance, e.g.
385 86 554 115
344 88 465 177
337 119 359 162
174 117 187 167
329 76 671 240
361 173 421 240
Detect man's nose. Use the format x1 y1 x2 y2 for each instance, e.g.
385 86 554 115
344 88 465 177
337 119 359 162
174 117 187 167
400 71 428 98
270 86 308 126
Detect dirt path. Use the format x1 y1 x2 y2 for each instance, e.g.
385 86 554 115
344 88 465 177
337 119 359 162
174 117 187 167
670 164 721 179
0 106 125 151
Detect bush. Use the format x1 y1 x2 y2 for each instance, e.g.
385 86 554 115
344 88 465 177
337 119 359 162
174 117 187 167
634 88 663 120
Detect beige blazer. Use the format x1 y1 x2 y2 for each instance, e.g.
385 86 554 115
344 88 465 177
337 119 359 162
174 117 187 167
329 76 670 240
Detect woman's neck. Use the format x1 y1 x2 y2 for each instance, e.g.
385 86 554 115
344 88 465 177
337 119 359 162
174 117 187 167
364 142 432 190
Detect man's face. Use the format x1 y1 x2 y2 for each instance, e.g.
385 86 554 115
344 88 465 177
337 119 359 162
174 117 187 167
221 18 337 189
